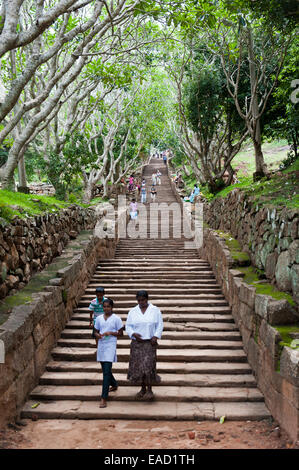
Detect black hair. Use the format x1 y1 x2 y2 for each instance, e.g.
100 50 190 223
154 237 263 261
103 298 114 308
96 287 105 293
136 290 148 299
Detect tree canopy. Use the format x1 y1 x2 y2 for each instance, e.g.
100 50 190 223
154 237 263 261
0 0 297 200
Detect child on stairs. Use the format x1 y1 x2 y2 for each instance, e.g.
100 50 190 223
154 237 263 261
94 298 124 408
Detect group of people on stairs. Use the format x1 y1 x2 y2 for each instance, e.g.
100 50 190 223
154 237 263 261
129 169 162 220
89 287 163 408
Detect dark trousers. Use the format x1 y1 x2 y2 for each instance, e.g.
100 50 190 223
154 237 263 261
100 361 118 399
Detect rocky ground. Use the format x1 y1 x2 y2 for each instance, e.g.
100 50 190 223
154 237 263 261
0 418 298 450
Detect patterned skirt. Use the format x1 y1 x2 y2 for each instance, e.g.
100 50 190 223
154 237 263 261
127 340 161 385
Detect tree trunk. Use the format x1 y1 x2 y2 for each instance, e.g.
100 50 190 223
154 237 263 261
253 136 267 181
82 182 94 204
18 154 27 188
247 26 267 180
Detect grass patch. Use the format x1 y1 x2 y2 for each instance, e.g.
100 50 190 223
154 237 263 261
275 325 299 348
210 172 299 209
233 139 289 176
0 189 69 221
275 325 299 370
0 189 94 222
214 230 296 307
214 230 251 265
237 266 296 307
89 196 110 205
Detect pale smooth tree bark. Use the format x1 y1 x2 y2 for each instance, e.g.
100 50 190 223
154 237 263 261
0 0 141 187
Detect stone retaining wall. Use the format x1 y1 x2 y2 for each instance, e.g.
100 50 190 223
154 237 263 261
201 229 299 443
0 205 96 299
203 190 299 306
0 207 124 428
168 166 299 442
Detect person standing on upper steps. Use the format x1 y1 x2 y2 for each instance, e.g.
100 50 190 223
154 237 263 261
156 169 161 185
141 183 147 204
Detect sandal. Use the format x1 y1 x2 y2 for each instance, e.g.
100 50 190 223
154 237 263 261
135 389 146 400
143 390 155 401
109 386 118 392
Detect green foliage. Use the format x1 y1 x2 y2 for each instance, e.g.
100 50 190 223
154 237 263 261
0 146 9 167
0 189 70 221
279 154 299 171
209 171 299 209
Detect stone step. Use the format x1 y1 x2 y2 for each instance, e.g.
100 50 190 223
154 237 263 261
78 299 229 307
114 250 197 253
57 337 244 350
63 326 241 340
114 255 199 259
87 281 219 287
82 293 225 300
91 273 215 279
87 289 222 296
95 266 212 272
98 259 209 264
74 306 232 315
20 160 270 425
65 320 239 332
51 347 247 362
71 313 236 325
38 371 257 387
21 400 270 421
29 385 264 402
46 361 252 375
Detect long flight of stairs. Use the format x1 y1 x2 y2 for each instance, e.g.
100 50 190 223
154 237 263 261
21 159 270 421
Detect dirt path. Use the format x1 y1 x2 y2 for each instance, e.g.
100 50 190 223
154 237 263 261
1 418 297 449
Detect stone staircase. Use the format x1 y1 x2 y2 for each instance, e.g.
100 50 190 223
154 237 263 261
21 159 270 421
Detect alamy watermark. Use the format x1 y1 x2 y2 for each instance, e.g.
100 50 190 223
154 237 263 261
0 339 4 363
290 79 299 104
94 196 204 250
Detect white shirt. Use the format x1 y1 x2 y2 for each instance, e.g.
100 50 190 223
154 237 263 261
125 303 163 340
95 313 123 362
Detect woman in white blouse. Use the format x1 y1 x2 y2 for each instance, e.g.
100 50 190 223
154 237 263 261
125 290 163 401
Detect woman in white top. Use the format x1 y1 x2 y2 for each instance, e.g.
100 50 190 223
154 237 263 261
126 290 163 401
94 298 124 408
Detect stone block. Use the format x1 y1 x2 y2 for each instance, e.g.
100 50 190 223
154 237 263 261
255 294 270 320
247 336 260 372
289 241 299 265
290 264 299 304
32 323 44 347
34 332 55 378
280 347 299 387
259 320 282 366
15 358 35 409
265 251 278 279
275 251 292 291
239 302 254 332
12 335 35 374
267 299 298 325
239 282 256 309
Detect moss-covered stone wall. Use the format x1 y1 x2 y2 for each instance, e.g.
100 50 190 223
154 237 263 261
0 207 124 428
201 228 299 443
0 205 96 300
203 190 299 307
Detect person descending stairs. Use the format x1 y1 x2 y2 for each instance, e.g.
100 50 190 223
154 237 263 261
21 159 270 421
